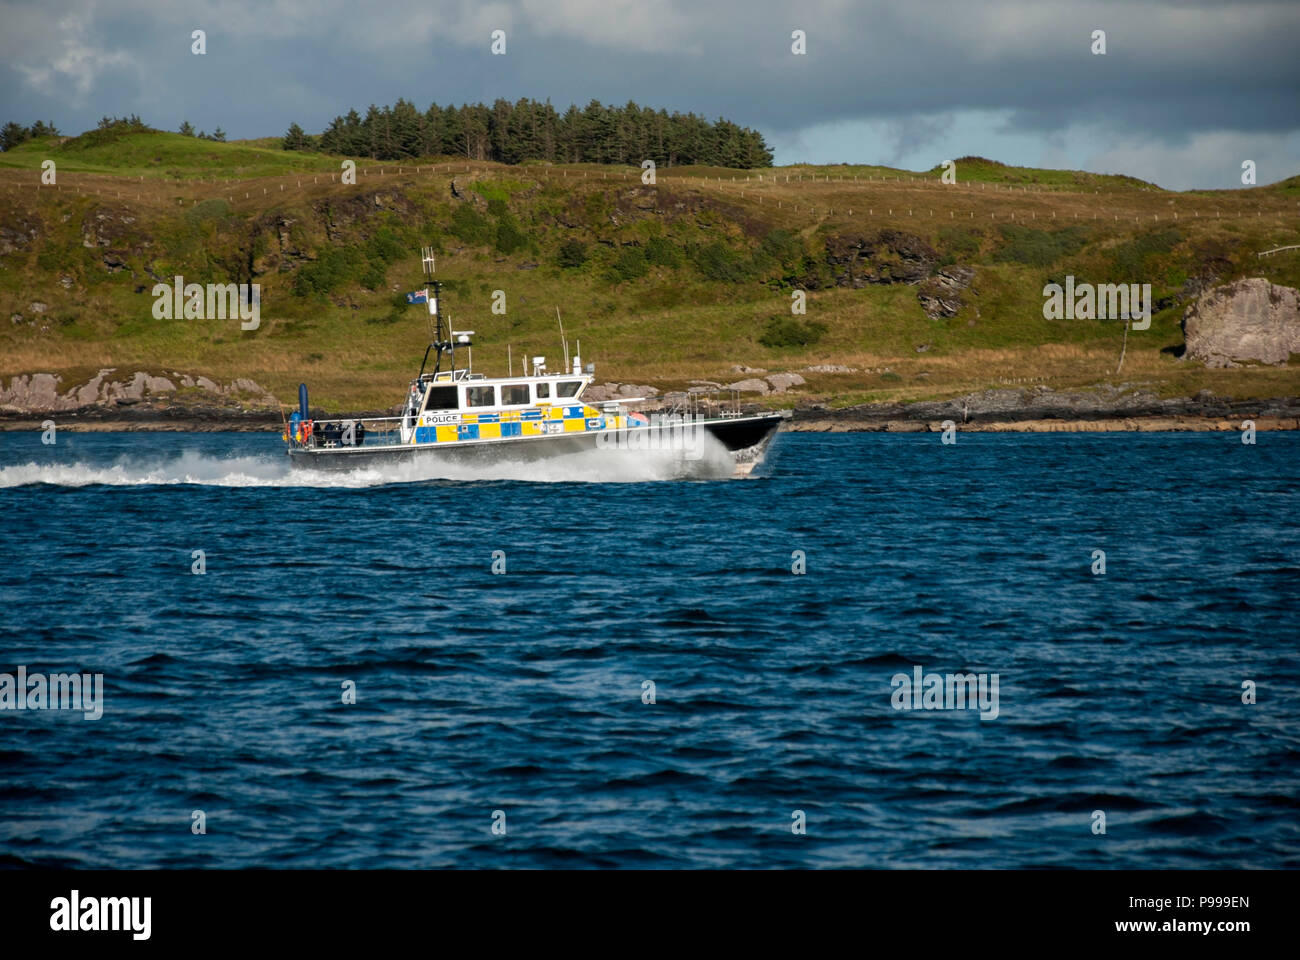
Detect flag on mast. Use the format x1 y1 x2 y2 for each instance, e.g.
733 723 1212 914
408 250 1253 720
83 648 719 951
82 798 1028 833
406 289 428 304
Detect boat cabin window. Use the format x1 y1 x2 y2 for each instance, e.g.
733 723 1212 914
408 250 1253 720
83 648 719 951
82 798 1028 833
422 385 458 411
500 383 530 406
556 380 583 398
534 381 550 401
465 385 496 407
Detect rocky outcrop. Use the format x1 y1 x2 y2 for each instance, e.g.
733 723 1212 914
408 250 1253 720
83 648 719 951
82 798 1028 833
1183 278 1300 366
582 382 661 403
917 265 976 319
251 214 309 275
791 384 1300 428
315 189 420 244
818 231 977 319
0 369 278 414
0 212 42 255
786 415 1300 434
588 372 808 400
725 378 769 395
723 372 806 394
803 364 857 374
824 229 938 287
763 372 805 393
79 204 147 274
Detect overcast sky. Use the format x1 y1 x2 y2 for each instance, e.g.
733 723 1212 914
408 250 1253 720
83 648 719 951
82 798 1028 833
2 0 1297 189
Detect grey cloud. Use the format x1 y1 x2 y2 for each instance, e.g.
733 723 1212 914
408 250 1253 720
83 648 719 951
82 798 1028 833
0 0 1296 184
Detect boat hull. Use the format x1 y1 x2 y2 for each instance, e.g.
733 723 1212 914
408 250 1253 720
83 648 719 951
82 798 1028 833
286 412 788 472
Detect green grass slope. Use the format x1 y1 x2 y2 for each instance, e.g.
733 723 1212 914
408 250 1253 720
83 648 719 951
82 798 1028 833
0 128 341 181
2 132 1298 413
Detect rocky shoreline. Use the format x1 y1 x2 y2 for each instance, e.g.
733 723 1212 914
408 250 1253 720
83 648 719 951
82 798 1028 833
4 273 1297 434
787 385 1300 432
788 415 1299 433
3 382 1297 433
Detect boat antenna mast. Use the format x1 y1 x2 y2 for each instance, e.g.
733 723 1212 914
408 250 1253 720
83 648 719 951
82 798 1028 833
417 246 453 380
556 306 569 371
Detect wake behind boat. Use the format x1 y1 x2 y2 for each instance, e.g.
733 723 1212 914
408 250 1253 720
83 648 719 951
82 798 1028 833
283 249 788 475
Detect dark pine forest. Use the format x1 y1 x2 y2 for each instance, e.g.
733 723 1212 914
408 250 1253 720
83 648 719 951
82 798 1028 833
282 98 774 168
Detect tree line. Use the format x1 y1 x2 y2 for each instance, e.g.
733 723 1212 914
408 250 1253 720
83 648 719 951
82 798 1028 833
0 114 228 150
179 120 227 142
0 119 60 152
283 98 774 169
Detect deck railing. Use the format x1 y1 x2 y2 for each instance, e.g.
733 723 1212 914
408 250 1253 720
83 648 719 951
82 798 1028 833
658 389 744 419
291 416 407 449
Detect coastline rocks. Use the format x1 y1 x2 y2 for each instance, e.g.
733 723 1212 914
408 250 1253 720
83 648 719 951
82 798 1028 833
785 415 1300 434
0 369 278 414
790 384 1300 429
764 372 806 393
0 373 62 411
582 382 661 403
719 373 808 395
803 364 858 373
1183 278 1300 366
725 378 770 395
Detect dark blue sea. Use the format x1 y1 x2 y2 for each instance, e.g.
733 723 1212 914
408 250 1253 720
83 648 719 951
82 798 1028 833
1 429 1297 869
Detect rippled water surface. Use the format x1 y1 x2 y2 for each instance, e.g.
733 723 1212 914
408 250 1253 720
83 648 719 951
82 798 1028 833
1 429 1297 868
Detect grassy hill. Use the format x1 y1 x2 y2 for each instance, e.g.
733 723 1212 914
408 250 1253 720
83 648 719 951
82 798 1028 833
0 128 339 181
2 131 1299 413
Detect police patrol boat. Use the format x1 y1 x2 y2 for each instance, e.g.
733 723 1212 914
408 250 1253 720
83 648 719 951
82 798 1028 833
283 251 788 472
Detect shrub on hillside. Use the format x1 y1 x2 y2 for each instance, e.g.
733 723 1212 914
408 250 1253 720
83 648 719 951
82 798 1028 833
937 226 983 264
692 241 751 282
1108 229 1182 283
494 214 529 255
757 229 803 270
365 227 405 264
759 316 827 348
450 204 490 246
607 246 649 282
359 259 387 290
644 235 681 267
556 239 589 268
293 247 354 297
992 225 1089 267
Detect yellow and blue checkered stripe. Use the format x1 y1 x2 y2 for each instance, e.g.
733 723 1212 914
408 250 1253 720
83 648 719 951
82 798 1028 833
413 405 613 444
